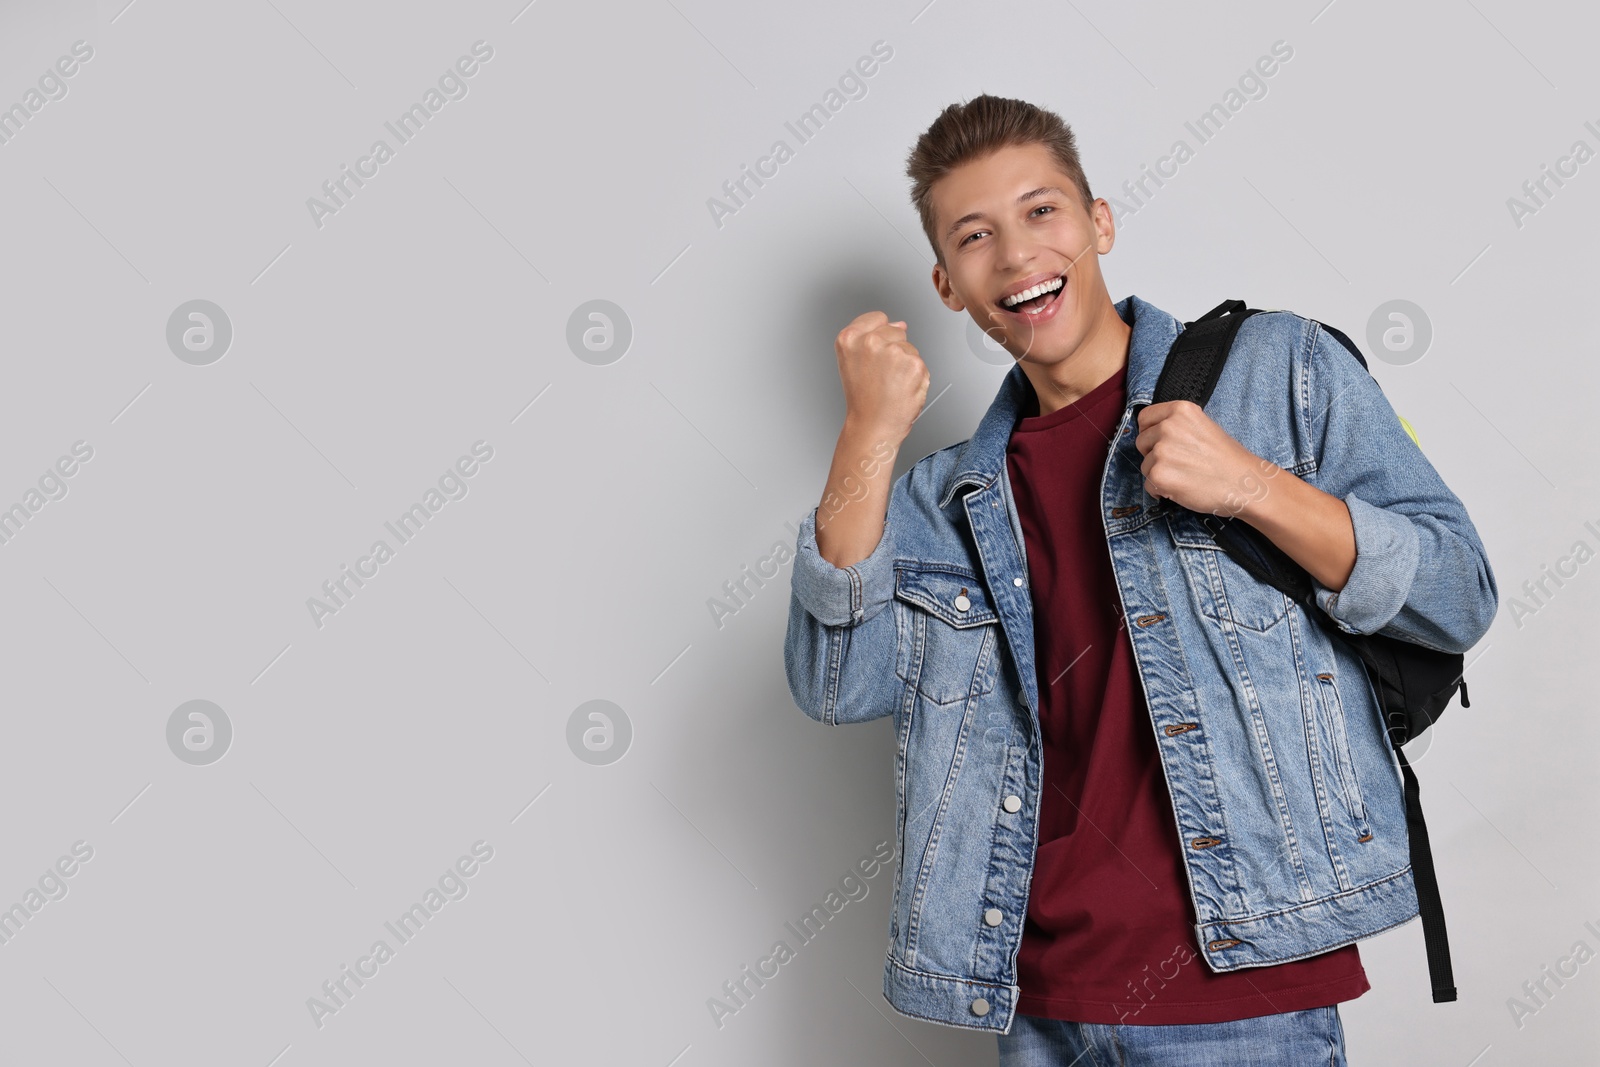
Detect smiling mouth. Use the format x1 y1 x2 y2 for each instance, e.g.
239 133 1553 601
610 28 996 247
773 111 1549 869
997 274 1066 318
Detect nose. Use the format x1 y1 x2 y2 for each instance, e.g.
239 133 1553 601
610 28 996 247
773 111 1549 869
991 226 1041 272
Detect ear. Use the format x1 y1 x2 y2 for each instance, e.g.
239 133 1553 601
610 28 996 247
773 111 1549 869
1091 197 1117 254
931 261 965 312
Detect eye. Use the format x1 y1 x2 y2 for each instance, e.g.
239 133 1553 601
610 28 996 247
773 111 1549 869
960 205 1053 247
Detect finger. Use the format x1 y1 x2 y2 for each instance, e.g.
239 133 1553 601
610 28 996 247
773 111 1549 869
1140 456 1162 497
850 310 889 333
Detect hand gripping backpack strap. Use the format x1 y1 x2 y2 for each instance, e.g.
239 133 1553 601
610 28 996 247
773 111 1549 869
1153 299 1460 1003
1150 300 1306 599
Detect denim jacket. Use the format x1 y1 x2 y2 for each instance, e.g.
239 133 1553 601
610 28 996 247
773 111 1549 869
783 295 1498 1033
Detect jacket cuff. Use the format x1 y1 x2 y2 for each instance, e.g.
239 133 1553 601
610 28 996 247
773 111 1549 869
791 506 896 627
1311 492 1420 634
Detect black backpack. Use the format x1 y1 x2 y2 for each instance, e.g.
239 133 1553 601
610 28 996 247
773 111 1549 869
1151 299 1468 1004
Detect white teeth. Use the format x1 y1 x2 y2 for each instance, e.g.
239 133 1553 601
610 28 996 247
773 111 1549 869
1001 276 1064 308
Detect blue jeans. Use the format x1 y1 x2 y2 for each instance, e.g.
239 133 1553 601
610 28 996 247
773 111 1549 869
997 1005 1348 1066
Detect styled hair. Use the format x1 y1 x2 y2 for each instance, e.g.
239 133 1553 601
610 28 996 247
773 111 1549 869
904 94 1095 265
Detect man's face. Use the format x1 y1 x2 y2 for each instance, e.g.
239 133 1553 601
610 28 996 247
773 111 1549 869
929 142 1117 364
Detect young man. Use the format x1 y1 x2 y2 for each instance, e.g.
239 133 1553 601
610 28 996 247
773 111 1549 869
783 95 1498 1066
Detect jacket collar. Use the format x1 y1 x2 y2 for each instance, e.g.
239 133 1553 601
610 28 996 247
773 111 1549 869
937 294 1180 509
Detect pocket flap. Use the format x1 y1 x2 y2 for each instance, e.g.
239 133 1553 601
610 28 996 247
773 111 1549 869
894 565 999 628
1165 508 1226 550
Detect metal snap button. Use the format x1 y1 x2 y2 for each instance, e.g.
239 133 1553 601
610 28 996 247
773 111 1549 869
1003 795 1022 813
971 997 991 1016
954 593 971 612
1013 577 1023 587
984 907 1003 926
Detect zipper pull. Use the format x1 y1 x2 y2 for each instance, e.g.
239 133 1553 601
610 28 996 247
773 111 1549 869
1459 680 1470 708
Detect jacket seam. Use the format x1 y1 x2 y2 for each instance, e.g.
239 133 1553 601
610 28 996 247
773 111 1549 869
1315 673 1368 826
1203 898 1418 972
1206 863 1413 927
823 624 843 726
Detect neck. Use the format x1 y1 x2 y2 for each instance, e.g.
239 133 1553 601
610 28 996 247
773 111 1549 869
1019 297 1132 417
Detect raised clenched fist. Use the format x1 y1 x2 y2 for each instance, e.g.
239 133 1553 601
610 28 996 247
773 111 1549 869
834 311 930 445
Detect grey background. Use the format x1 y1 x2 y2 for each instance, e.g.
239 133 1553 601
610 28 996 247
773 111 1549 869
0 0 1594 1063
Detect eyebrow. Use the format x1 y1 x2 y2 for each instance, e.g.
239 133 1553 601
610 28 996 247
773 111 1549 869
943 186 1066 243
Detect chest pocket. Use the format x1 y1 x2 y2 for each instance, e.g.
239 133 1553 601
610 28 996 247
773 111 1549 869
1165 510 1290 634
893 564 1001 705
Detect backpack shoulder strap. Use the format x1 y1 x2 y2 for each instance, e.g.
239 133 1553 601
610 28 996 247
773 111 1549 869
1151 299 1263 408
1154 303 1373 409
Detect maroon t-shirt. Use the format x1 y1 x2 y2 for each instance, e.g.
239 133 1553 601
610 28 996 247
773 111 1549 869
1005 360 1370 1024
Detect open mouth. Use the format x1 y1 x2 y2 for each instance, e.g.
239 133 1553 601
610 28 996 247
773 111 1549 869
997 273 1066 318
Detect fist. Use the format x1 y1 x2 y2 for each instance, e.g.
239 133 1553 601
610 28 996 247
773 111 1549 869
1135 400 1275 516
834 311 930 444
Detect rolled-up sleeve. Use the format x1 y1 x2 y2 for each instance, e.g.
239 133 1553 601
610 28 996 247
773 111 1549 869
1312 492 1420 635
1302 322 1498 652
784 499 904 726
790 504 897 628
